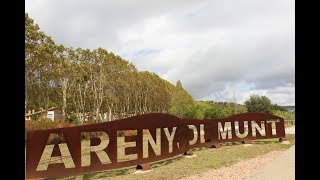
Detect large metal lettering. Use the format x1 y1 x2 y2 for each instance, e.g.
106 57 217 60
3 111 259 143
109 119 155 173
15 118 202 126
26 112 286 179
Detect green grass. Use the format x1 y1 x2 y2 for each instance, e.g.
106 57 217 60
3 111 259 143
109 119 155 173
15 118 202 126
55 134 294 180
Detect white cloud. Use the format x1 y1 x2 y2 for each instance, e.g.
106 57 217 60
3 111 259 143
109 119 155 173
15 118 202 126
26 0 295 105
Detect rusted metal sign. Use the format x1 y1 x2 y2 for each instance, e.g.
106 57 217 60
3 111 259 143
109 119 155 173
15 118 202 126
26 112 286 179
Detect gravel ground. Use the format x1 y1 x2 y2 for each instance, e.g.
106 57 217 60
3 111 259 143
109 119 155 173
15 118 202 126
181 150 285 180
285 126 295 134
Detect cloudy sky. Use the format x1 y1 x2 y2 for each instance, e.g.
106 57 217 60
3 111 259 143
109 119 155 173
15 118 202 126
26 0 295 105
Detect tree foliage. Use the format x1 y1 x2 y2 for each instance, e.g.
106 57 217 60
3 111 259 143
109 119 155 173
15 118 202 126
244 95 273 113
271 110 295 120
272 104 288 111
25 14 194 123
169 81 195 118
244 94 290 114
184 101 247 119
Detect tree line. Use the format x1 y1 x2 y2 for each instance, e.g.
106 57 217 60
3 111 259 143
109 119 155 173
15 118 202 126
25 13 293 125
25 14 193 124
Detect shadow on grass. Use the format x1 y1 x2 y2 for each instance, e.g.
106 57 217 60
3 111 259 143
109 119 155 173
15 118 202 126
252 139 279 144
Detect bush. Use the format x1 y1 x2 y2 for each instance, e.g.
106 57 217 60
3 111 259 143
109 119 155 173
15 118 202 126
245 95 273 113
25 120 74 133
56 121 74 128
272 104 288 111
184 106 199 119
38 119 59 128
221 107 234 117
271 110 295 120
68 114 80 125
25 121 40 132
25 120 74 144
29 114 39 120
183 102 214 119
82 119 95 125
204 108 225 118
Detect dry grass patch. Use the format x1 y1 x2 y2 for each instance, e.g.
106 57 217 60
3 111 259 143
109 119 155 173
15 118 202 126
50 134 294 180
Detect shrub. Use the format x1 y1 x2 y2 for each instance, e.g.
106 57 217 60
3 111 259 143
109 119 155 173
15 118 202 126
245 95 273 113
25 120 40 132
82 119 95 125
25 120 74 144
271 110 295 120
272 104 288 111
56 121 74 128
29 114 39 120
68 114 80 125
38 119 60 129
25 120 74 133
183 102 214 119
204 108 225 119
184 107 198 119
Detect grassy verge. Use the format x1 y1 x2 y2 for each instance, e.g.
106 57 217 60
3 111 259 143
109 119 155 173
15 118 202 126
56 134 294 180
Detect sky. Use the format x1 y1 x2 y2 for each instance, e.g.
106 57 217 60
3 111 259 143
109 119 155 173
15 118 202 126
25 0 295 105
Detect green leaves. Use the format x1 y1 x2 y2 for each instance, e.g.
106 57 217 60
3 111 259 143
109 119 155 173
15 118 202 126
244 95 273 114
244 94 289 115
26 14 188 123
169 80 195 118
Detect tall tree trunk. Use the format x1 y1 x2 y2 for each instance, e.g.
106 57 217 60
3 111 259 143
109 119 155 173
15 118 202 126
95 108 100 123
62 79 68 122
108 105 112 121
127 97 130 115
45 94 49 120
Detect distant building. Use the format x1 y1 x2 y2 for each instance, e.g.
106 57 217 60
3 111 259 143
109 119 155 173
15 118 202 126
25 107 63 121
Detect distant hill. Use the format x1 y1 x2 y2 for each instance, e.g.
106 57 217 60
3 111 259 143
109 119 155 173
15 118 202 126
283 106 295 112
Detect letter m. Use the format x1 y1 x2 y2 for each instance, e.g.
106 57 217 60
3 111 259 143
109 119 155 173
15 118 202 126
218 122 232 140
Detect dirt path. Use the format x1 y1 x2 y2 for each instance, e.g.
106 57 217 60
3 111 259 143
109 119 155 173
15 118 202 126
181 150 286 180
248 145 295 180
285 125 295 134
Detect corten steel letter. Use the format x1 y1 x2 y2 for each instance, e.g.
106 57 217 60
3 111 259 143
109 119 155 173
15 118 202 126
200 124 205 143
251 121 266 137
164 127 177 153
187 125 198 145
216 112 286 143
117 130 138 162
218 122 232 140
235 121 248 138
26 112 286 179
81 132 111 167
143 128 161 158
36 133 75 171
266 120 278 135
